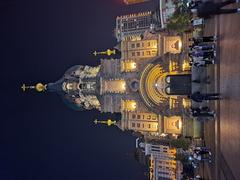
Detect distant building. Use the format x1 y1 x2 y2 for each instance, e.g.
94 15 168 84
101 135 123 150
159 0 176 28
136 138 183 180
115 11 161 42
116 0 178 42
123 0 151 5
149 156 183 180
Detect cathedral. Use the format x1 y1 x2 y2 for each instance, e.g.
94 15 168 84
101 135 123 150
22 30 192 138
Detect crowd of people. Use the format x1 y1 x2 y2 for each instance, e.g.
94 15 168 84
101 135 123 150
189 36 216 68
187 35 219 119
185 0 239 119
189 146 212 166
185 146 212 179
189 0 240 18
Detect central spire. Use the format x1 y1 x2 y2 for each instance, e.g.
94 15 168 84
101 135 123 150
21 83 47 92
21 65 101 111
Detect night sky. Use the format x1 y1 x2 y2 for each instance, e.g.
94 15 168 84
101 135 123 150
0 0 158 179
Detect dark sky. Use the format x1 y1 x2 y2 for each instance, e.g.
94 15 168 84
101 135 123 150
0 0 157 179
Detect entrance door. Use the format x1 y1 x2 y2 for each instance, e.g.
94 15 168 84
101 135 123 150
165 74 191 95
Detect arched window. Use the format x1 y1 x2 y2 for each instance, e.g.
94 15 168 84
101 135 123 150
165 76 171 83
165 86 171 95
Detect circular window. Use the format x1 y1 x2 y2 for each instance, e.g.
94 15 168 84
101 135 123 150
130 80 139 91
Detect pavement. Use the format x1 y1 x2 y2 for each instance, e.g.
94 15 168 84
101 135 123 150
198 1 240 180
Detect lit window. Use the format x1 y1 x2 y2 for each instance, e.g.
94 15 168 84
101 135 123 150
152 50 157 54
146 51 151 55
152 116 157 120
151 41 157 49
147 115 151 120
122 100 137 112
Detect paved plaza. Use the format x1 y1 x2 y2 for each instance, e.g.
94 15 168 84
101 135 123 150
201 1 240 179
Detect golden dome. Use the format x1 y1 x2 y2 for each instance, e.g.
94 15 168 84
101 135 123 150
35 83 46 92
107 119 115 126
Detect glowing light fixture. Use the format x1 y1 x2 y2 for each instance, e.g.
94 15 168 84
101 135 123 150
178 40 182 50
122 100 137 111
179 120 182 129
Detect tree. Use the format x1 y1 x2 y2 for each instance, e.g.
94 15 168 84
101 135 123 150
166 0 192 34
166 12 192 34
169 138 191 150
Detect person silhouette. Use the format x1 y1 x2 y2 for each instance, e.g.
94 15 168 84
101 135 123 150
191 0 240 18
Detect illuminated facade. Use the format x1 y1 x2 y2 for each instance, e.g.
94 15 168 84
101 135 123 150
121 38 159 59
136 138 183 180
149 156 183 180
23 31 191 138
103 32 190 136
120 33 183 60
